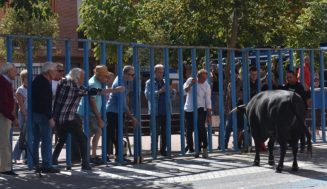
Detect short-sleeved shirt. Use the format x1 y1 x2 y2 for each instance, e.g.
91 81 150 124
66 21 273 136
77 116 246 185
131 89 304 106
16 85 28 111
77 75 102 117
106 77 131 113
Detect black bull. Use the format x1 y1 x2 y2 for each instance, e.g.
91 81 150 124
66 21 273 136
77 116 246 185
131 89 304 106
236 90 312 173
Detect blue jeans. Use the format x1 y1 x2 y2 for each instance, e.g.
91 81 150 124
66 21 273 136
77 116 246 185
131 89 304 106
32 112 53 169
12 111 26 161
224 111 244 149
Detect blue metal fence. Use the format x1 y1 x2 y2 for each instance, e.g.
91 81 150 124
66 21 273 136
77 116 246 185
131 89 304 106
3 34 327 167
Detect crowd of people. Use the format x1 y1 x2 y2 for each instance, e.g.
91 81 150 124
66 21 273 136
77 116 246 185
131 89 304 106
0 55 317 175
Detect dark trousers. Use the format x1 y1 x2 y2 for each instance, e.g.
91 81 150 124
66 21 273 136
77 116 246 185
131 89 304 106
156 115 167 153
224 111 244 148
52 119 88 165
185 108 208 151
107 112 118 155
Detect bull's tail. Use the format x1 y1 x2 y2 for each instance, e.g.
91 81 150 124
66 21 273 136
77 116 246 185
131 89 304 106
230 104 247 114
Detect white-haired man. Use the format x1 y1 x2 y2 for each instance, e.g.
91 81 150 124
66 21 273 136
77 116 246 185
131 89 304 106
53 68 124 170
32 62 60 173
0 63 18 176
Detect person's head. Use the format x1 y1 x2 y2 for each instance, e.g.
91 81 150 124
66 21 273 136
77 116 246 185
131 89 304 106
197 69 208 84
94 65 109 83
249 66 258 83
106 72 115 87
286 70 297 85
20 69 28 87
123 65 135 81
1 63 17 80
304 56 310 66
154 64 164 80
54 63 64 81
42 62 58 81
66 68 85 86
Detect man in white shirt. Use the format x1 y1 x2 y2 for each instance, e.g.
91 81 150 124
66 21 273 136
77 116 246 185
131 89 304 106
184 69 212 158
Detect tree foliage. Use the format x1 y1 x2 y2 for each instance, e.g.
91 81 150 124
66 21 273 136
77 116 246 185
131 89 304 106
0 0 58 60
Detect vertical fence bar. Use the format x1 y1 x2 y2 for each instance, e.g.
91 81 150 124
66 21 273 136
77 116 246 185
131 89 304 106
83 41 90 162
178 48 185 155
6 35 13 62
267 50 272 90
218 49 225 151
6 36 13 171
164 48 172 157
230 49 238 151
289 49 294 71
242 49 250 149
149 48 156 159
309 50 316 143
255 50 261 92
299 49 305 85
278 50 284 85
46 38 52 62
26 38 33 170
319 50 326 142
64 40 72 169
191 48 199 154
205 48 212 152
117 44 124 163
132 46 142 161
100 42 107 163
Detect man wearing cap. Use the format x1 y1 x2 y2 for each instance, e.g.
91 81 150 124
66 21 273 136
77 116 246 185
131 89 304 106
77 65 119 164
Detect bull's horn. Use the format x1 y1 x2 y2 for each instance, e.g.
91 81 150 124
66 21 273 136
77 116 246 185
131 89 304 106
230 104 246 113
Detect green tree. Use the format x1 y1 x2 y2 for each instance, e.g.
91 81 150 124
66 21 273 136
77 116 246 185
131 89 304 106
0 0 58 60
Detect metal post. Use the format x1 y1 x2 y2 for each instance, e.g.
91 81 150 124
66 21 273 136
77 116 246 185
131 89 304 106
6 35 13 171
149 48 157 159
26 38 33 170
164 48 172 157
205 48 212 152
117 44 124 163
100 42 108 163
132 46 142 161
267 50 272 90
289 49 294 71
191 48 199 154
230 49 238 151
309 50 316 143
177 48 185 155
64 40 72 169
255 50 261 92
218 49 225 151
46 38 52 62
278 50 284 85
319 50 326 142
242 49 250 149
83 41 90 162
299 49 305 85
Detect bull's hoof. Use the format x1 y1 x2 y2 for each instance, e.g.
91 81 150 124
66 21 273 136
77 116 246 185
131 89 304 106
253 161 260 166
268 160 275 166
275 166 283 173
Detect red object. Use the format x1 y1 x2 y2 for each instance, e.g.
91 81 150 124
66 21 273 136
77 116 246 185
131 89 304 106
0 75 15 121
259 142 267 152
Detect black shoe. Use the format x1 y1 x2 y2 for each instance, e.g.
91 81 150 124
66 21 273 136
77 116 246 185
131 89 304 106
0 171 18 176
194 153 200 158
90 157 103 165
189 149 195 153
81 164 92 171
42 167 60 173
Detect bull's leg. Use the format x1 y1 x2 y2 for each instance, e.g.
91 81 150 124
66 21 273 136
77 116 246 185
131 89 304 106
291 139 299 171
253 140 260 166
276 141 287 173
268 138 275 166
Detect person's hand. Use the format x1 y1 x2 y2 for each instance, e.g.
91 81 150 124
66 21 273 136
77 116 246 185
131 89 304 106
191 78 197 85
12 118 19 128
130 116 138 127
97 117 104 128
159 87 166 94
115 86 125 93
49 118 55 128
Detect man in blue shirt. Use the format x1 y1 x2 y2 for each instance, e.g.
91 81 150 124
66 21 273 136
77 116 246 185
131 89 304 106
106 65 137 159
144 64 176 156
